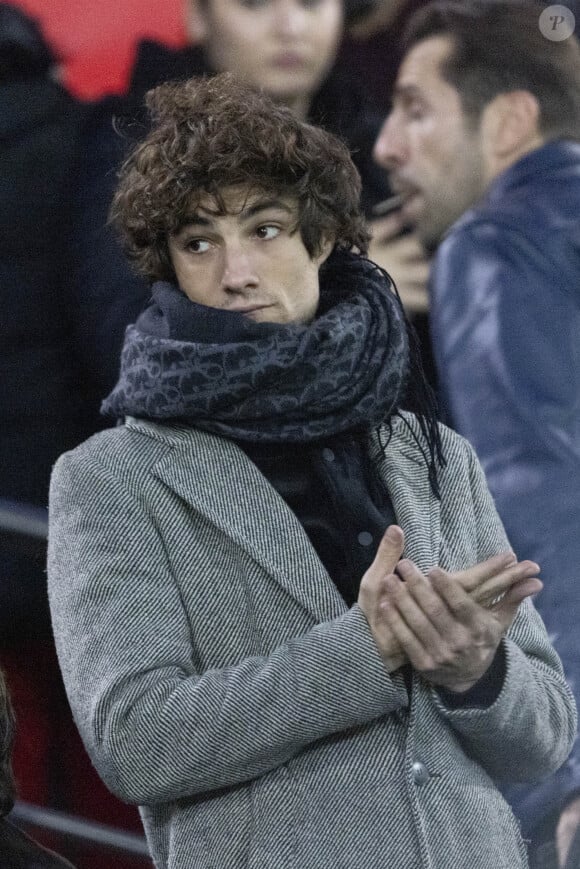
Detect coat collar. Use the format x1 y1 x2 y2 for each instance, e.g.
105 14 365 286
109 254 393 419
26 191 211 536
368 419 440 574
127 415 440 621
485 139 580 205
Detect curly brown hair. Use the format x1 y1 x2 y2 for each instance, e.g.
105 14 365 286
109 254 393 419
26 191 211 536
111 72 370 284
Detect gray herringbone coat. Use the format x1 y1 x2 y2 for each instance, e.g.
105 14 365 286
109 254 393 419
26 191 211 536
47 414 576 869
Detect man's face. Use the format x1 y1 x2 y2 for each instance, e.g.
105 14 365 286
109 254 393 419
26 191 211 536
168 187 332 325
373 36 488 250
190 0 344 111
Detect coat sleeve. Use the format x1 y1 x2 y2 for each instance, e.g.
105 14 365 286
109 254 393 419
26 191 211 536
47 447 409 806
430 223 580 799
431 437 577 783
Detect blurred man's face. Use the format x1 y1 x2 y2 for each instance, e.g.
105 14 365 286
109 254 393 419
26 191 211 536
190 0 344 116
168 186 332 324
373 36 487 250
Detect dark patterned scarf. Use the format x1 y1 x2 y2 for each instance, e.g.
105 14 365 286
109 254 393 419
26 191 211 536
102 248 409 442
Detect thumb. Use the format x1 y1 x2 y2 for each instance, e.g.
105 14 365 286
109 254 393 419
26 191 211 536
368 525 405 579
369 211 407 242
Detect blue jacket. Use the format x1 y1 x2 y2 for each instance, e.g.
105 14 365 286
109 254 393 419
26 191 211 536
430 140 580 835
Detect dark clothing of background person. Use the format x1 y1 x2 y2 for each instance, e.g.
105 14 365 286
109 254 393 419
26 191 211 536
429 139 580 857
0 7 147 866
70 40 391 409
340 0 430 110
0 19 95 645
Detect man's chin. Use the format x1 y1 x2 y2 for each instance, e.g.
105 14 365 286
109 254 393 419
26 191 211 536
416 220 445 255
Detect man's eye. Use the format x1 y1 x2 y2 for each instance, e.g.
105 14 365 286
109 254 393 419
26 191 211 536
256 225 280 240
186 239 210 253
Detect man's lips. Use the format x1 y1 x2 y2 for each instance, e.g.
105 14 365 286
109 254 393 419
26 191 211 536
388 183 423 222
400 192 422 220
389 180 420 200
227 304 272 315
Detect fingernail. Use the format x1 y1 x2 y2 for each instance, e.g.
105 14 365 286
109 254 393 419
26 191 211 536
386 525 402 542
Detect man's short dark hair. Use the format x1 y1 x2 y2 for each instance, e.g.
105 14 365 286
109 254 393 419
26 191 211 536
111 73 369 284
405 0 580 139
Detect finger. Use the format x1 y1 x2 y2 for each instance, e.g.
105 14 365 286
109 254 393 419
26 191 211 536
492 578 543 633
387 235 427 262
380 580 438 671
556 799 580 867
369 211 408 242
430 552 516 596
396 560 460 635
469 560 541 608
428 569 486 628
396 285 430 315
381 570 445 651
369 234 426 264
363 526 405 589
373 525 405 573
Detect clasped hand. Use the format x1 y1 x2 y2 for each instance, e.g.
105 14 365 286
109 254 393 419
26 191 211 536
358 525 542 693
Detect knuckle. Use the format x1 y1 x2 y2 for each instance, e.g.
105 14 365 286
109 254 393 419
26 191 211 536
453 601 472 620
436 647 456 668
417 653 435 672
428 602 447 621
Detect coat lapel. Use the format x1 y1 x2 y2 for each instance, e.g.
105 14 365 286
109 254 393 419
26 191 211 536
146 423 347 623
368 420 441 573
131 417 441 621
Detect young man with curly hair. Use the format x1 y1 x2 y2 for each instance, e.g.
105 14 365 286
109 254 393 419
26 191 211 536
48 74 576 869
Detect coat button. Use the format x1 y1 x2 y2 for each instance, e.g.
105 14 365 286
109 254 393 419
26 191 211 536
357 531 374 547
412 761 430 785
322 448 335 462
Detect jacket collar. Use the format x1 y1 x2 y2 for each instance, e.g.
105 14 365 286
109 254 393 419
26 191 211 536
485 139 580 205
127 415 439 621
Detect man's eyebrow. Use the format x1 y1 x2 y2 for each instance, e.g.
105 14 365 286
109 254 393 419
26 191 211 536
240 199 295 220
175 199 294 234
175 213 213 232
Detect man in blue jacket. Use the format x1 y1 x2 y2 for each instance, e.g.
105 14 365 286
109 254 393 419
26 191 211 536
373 1 580 866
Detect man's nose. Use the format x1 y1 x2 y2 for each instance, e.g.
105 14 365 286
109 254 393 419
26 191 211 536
221 244 259 292
373 114 406 170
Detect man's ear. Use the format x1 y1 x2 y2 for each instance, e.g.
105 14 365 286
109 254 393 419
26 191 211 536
186 0 208 43
482 90 542 161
